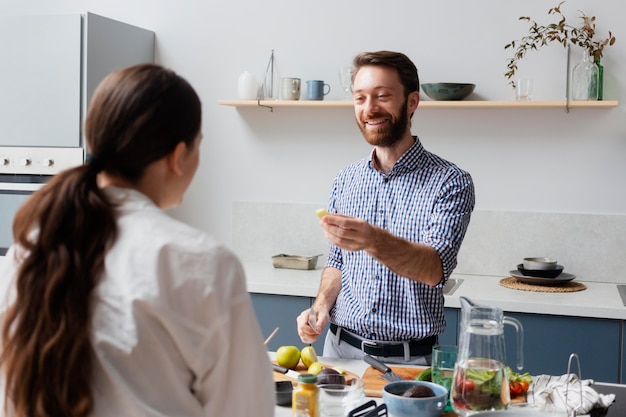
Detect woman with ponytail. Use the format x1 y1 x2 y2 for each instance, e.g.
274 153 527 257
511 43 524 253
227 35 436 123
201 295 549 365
0 64 274 417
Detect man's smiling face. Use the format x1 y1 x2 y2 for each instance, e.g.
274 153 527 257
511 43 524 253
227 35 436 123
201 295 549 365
352 65 411 147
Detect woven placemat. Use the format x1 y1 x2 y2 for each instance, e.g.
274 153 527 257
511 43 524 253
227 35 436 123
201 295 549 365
499 277 587 293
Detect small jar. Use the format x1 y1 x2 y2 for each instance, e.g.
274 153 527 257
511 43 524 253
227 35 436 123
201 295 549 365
292 373 319 417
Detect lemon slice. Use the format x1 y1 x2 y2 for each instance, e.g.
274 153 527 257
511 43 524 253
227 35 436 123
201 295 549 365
315 208 329 219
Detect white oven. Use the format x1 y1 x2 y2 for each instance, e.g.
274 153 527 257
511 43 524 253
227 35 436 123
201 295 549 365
0 147 83 255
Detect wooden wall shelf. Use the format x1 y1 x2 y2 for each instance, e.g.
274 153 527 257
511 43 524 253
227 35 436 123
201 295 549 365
218 99 618 110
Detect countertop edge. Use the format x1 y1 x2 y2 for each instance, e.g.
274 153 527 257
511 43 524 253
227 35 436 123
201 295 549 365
244 262 626 320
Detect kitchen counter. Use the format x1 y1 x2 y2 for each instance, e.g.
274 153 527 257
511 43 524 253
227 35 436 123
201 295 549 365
269 352 625 417
244 262 626 320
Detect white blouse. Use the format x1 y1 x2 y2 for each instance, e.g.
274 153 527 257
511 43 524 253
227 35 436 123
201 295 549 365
0 187 274 417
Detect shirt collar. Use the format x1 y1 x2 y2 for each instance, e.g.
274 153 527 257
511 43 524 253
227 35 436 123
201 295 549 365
368 136 425 175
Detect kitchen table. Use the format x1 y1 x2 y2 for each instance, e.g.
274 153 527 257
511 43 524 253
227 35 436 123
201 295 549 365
269 352 624 417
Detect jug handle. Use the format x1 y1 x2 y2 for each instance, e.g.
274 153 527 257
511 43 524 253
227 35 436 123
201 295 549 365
504 316 524 370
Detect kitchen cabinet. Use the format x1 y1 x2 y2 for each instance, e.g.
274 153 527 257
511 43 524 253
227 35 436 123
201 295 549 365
218 99 618 110
441 308 460 346
444 307 621 383
252 295 621 382
251 292 459 355
500 312 621 383
621 321 626 383
251 293 327 353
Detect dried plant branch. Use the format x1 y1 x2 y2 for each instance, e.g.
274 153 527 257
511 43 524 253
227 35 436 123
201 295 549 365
504 1 616 88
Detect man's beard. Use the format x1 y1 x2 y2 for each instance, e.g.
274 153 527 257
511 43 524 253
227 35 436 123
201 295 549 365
357 99 409 147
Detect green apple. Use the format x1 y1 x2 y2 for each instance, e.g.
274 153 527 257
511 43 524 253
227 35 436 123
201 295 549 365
276 345 300 369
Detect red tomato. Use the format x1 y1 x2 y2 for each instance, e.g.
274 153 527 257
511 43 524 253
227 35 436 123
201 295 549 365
458 379 476 393
509 381 522 397
519 380 529 393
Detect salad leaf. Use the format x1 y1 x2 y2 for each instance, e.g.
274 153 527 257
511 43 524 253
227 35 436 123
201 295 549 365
506 366 532 384
466 369 496 383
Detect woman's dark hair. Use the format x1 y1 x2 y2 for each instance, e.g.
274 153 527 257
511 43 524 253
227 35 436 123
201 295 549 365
352 50 420 95
1 64 201 417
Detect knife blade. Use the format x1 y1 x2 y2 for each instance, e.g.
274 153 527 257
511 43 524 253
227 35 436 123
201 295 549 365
363 354 404 382
272 363 301 380
308 306 317 333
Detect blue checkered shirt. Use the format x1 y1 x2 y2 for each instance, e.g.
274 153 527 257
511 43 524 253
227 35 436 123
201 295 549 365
326 136 475 341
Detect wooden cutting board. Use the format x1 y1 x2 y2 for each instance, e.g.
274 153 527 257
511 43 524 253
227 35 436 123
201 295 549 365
272 362 360 385
361 365 427 397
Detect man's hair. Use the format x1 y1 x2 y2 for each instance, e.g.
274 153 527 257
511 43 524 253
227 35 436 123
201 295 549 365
352 50 420 95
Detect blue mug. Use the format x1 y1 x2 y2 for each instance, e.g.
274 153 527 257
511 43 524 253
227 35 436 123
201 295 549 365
306 80 331 100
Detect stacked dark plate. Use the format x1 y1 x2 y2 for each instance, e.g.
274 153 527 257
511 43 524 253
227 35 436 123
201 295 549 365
509 257 576 285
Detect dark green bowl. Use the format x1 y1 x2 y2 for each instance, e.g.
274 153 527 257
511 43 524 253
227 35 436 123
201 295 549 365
421 83 476 101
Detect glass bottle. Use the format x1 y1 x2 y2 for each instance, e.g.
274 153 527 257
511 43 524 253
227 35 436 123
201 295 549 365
596 59 604 101
572 51 599 101
292 373 319 417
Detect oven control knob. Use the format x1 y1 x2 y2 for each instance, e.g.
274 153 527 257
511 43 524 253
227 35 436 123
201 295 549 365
42 158 54 167
0 157 8 166
20 158 31 166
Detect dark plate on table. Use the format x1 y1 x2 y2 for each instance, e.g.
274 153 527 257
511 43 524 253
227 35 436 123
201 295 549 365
517 263 564 278
509 270 576 285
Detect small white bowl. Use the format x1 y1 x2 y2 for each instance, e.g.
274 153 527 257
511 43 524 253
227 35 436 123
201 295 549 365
523 257 558 270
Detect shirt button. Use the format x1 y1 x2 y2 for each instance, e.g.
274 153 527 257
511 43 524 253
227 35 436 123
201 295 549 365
371 307 377 313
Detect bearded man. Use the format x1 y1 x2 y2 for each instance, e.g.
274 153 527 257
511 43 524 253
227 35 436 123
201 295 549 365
296 50 475 365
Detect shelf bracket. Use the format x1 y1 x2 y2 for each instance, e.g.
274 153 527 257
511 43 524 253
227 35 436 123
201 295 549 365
257 99 273 112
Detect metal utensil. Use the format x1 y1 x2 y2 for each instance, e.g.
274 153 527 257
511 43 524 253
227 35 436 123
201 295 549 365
348 400 388 417
363 354 404 382
308 307 317 333
272 363 300 380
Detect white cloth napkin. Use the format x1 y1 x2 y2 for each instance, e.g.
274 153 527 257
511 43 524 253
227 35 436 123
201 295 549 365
527 373 615 416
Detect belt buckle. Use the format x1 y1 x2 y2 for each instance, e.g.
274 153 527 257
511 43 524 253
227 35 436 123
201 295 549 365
360 339 377 354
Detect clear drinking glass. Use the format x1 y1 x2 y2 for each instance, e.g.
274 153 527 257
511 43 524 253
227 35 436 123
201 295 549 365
338 65 353 100
432 345 457 412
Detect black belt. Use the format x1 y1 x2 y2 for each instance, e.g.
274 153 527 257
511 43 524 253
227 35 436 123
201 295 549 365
330 323 437 358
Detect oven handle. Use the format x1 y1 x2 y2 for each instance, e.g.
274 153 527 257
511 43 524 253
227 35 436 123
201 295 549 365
0 182 44 192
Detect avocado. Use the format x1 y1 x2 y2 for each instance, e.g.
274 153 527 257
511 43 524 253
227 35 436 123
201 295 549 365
316 368 346 385
402 385 435 398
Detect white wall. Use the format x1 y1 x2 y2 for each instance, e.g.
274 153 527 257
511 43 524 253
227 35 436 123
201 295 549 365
3 1 626 275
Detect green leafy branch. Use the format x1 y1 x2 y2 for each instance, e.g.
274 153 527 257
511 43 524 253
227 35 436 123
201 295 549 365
504 1 616 88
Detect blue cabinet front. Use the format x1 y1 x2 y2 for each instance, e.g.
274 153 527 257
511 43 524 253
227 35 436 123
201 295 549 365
251 293 327 353
504 312 620 383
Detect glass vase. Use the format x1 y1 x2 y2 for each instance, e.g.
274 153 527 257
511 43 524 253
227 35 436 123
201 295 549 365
572 51 599 101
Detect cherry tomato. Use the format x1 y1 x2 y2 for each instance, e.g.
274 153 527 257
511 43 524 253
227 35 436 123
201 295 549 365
519 380 529 393
458 378 476 393
509 381 522 397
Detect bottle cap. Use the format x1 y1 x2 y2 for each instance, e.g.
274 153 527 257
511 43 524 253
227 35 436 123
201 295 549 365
297 373 317 384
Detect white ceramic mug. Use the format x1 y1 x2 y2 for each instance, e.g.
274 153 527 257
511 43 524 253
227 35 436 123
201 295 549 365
280 77 301 100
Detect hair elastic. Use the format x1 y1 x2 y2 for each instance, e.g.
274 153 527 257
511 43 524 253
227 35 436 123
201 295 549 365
85 153 105 173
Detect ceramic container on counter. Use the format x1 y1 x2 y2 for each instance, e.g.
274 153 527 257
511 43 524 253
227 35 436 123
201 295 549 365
382 381 447 417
